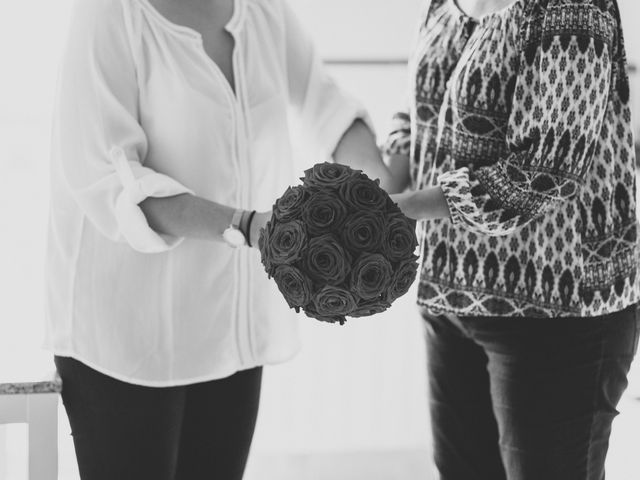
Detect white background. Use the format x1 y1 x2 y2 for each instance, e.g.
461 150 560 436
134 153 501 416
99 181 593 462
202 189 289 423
0 1 638 479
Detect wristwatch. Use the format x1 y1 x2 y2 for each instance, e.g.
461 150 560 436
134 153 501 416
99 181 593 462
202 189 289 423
223 209 248 248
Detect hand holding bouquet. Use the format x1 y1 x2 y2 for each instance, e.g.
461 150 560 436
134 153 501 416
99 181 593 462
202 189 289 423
259 163 418 325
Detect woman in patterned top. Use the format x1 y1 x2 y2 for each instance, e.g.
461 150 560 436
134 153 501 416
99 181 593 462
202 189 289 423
385 0 640 478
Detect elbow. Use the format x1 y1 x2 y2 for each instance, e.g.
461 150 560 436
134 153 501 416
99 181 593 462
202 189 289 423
114 191 187 254
67 177 189 254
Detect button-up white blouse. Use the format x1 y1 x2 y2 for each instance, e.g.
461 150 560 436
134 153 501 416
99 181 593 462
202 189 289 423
45 0 368 386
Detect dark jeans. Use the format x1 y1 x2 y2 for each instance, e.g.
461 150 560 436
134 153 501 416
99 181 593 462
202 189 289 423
422 304 640 480
55 356 262 480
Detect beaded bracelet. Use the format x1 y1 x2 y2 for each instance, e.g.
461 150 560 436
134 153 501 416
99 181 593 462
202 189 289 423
244 210 257 247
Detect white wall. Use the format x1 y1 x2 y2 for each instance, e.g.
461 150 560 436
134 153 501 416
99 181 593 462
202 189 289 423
619 0 640 139
619 0 640 64
290 0 421 60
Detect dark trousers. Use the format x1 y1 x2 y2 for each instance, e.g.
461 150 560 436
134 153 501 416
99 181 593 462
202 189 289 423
55 356 262 480
422 304 640 480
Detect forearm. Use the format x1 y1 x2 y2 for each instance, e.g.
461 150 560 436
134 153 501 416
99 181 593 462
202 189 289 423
390 186 450 221
332 119 394 190
141 194 271 248
385 153 411 194
140 194 234 243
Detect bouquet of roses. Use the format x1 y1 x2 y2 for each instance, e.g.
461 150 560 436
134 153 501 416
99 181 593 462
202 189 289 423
258 162 419 325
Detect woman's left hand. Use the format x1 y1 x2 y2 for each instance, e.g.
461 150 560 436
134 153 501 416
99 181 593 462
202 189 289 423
390 186 451 221
250 211 272 248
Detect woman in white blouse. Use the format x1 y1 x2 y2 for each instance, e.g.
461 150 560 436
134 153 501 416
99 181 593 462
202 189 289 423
46 0 390 477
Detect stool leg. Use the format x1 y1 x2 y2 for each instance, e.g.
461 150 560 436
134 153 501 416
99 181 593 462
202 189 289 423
0 423 7 480
27 394 59 480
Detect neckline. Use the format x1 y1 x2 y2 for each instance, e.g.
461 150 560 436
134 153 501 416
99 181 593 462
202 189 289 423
449 0 524 22
136 0 244 39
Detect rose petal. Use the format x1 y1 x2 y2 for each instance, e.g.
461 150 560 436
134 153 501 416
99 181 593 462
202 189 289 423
350 253 393 300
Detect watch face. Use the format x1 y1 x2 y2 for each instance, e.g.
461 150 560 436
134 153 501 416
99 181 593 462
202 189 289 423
223 227 246 247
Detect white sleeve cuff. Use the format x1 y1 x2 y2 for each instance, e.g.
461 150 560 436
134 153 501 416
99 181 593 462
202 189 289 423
111 147 194 253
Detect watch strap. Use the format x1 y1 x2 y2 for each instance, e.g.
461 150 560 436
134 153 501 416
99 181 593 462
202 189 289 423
243 210 257 248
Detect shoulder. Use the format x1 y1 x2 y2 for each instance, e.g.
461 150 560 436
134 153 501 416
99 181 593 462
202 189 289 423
531 0 618 13
524 0 620 30
66 0 134 50
245 0 311 44
419 0 448 21
521 0 620 51
245 0 286 23
69 0 129 28
64 0 137 67
513 0 623 86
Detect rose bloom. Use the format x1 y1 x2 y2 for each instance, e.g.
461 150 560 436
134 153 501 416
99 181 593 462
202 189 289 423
341 212 385 253
311 286 358 324
273 186 309 222
262 162 419 323
303 305 347 325
258 220 277 276
301 162 361 189
384 213 418 262
350 253 393 300
301 191 348 236
273 265 312 311
339 175 387 211
304 234 352 285
386 258 419 302
350 298 391 318
264 220 307 267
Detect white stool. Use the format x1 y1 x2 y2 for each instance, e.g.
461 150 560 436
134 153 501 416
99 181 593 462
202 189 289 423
0 369 62 480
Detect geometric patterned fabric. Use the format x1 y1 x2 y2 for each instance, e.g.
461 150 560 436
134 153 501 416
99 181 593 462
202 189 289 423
384 0 639 317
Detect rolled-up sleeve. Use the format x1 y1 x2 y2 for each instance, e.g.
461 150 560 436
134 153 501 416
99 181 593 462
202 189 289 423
52 0 193 253
282 0 374 159
437 0 616 236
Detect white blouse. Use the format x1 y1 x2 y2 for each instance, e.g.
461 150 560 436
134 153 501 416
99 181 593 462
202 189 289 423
45 0 369 386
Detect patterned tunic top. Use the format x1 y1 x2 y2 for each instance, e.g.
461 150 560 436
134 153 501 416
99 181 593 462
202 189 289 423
384 0 639 317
